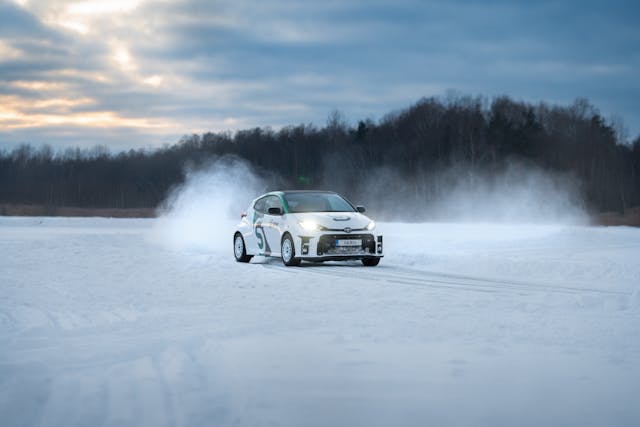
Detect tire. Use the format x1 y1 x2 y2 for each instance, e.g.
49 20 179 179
361 257 380 267
234 233 252 263
281 234 301 266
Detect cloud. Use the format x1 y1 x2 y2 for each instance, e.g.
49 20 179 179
0 0 638 150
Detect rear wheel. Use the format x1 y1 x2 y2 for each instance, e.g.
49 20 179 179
362 257 380 267
234 233 252 263
281 234 301 266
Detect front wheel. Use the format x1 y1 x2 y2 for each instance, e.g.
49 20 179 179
361 257 380 267
234 233 252 263
281 234 301 266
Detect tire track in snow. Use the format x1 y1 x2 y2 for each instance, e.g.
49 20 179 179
259 261 628 296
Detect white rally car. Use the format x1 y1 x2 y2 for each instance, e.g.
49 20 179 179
233 191 383 266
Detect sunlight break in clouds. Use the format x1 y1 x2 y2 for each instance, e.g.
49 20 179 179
0 93 173 130
0 109 173 130
11 80 68 91
66 0 140 16
42 0 142 35
111 44 137 72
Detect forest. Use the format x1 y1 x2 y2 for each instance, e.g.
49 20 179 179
1 95 639 219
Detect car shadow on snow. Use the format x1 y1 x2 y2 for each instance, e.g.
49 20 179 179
251 256 378 268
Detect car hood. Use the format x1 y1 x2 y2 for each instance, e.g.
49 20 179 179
289 212 371 231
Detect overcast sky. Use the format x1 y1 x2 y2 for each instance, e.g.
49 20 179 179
1 0 638 150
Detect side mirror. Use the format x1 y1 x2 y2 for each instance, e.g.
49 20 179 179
356 206 366 213
268 206 283 215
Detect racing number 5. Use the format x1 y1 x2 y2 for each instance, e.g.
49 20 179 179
255 224 271 253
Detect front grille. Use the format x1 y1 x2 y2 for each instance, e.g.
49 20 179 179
317 234 375 255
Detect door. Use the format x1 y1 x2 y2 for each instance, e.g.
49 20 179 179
262 195 284 256
251 195 283 256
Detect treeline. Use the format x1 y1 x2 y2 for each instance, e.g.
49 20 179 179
1 95 639 215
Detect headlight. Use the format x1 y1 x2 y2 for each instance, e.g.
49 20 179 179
299 220 320 231
366 221 376 231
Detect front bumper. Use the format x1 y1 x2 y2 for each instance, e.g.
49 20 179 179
296 232 383 260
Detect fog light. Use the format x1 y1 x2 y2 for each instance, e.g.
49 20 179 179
377 244 382 253
300 236 310 255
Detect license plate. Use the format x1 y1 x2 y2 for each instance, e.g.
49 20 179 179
335 239 362 247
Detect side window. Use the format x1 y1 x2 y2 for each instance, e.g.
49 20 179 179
264 196 282 212
254 197 267 213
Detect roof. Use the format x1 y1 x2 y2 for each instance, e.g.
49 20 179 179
279 190 338 195
256 190 341 201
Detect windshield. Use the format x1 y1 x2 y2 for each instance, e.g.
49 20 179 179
284 192 356 213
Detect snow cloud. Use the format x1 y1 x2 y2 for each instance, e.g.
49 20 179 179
427 164 589 224
354 163 589 225
154 157 589 254
153 156 275 252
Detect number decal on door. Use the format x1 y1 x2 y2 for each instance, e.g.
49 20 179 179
254 223 271 255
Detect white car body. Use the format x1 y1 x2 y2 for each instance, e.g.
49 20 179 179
233 191 383 266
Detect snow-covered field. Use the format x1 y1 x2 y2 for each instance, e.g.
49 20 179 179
1 217 640 427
